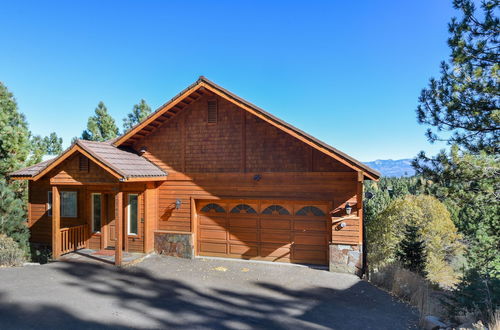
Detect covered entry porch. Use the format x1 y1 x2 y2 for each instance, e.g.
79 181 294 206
7 139 167 266
51 182 158 266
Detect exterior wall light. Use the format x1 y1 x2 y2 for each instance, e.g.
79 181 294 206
345 202 352 215
175 199 182 210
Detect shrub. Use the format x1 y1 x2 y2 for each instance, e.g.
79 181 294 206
0 234 26 266
30 245 51 264
449 268 500 324
367 195 464 287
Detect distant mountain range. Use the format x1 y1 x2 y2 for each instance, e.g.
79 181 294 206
363 159 415 177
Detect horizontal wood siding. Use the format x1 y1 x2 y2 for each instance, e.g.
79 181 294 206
27 90 364 253
130 92 363 247
157 172 361 245
28 179 147 253
29 180 87 245
28 180 52 244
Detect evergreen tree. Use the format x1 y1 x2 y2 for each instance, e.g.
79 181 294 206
0 178 29 253
396 224 427 276
81 101 119 142
0 82 62 177
123 99 151 131
414 0 499 280
0 83 31 178
413 0 499 315
29 132 63 165
0 82 62 252
416 0 499 153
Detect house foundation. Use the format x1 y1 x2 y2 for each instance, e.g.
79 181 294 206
154 231 194 259
329 244 363 276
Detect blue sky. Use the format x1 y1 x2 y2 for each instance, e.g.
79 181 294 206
0 1 456 161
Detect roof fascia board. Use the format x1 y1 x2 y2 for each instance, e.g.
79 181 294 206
122 176 168 182
199 82 377 179
113 82 202 147
9 176 34 181
113 78 379 180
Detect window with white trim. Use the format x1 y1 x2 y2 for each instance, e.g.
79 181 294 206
128 194 138 235
47 191 52 216
61 191 77 218
91 193 102 233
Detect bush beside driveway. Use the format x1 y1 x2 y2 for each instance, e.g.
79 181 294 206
0 256 418 329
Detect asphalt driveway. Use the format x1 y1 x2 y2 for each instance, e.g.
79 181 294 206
0 256 418 329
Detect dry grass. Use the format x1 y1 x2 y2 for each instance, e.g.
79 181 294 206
488 309 500 330
370 264 499 329
370 263 447 325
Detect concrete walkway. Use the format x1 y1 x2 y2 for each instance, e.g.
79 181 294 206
59 248 146 266
0 256 418 329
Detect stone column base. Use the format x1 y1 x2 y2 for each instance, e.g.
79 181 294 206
154 231 194 259
329 244 363 276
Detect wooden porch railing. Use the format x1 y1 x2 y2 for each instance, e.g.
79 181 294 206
60 224 88 255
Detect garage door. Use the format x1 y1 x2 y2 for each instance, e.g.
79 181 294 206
197 200 331 265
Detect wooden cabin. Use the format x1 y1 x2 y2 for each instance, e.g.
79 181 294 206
9 77 379 274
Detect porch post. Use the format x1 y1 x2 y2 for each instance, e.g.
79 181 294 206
115 190 123 266
144 182 156 253
52 186 61 259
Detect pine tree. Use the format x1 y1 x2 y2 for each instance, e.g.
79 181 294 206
413 0 499 316
123 99 151 131
0 82 62 176
29 132 63 165
396 224 427 276
0 83 31 178
414 0 499 280
416 0 499 154
81 101 119 141
0 82 62 252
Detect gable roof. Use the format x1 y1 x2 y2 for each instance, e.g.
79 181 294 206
115 76 380 180
8 159 54 178
9 140 167 181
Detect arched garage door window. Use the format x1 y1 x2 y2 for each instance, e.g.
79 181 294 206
201 203 225 213
295 206 326 216
230 204 257 214
261 205 290 215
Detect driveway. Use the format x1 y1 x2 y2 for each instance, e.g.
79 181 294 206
0 256 418 329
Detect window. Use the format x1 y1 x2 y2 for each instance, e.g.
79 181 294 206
91 193 102 233
200 203 225 213
207 100 217 123
296 206 326 216
79 155 89 172
262 205 290 215
47 191 52 216
128 194 138 235
61 191 77 218
230 204 257 214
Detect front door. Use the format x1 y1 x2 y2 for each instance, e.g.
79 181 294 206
106 194 117 248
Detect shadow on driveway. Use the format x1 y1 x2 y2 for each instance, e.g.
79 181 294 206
0 257 418 329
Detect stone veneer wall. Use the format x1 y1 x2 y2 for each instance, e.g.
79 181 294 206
329 244 363 276
154 232 194 259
